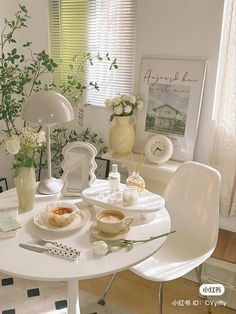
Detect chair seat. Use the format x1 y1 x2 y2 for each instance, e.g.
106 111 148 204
131 234 215 282
97 162 221 314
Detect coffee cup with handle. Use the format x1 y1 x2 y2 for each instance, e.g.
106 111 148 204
96 209 133 235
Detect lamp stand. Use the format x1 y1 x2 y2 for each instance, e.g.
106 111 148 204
37 126 63 194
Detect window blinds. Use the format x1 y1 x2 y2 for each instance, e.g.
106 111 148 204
86 0 137 106
48 0 137 106
48 0 88 86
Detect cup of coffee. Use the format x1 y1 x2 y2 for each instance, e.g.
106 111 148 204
96 209 133 234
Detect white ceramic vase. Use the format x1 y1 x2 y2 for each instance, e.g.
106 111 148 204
14 167 36 213
109 116 136 156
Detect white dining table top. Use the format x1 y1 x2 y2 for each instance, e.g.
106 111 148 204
0 180 171 282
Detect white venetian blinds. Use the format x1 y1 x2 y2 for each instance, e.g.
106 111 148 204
48 0 88 86
86 0 137 105
48 0 137 105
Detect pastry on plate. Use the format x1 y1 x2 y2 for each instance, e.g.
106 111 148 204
47 202 78 227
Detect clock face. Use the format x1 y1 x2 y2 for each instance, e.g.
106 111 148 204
145 135 173 164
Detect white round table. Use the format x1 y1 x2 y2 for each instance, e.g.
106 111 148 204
0 184 171 314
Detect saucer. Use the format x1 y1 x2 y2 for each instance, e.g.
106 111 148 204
90 223 130 240
33 206 90 232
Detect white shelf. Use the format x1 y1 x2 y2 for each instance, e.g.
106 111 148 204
102 151 182 195
102 151 181 173
102 151 182 174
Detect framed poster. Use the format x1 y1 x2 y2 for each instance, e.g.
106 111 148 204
134 57 207 161
95 157 110 179
0 178 8 193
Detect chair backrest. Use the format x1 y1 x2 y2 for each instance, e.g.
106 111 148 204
163 161 221 251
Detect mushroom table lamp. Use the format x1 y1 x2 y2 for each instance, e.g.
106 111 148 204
21 90 74 194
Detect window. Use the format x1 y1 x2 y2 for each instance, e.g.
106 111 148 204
48 0 137 105
48 0 88 86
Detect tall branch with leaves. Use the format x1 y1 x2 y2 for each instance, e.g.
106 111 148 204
0 5 57 139
1 4 117 178
58 52 117 104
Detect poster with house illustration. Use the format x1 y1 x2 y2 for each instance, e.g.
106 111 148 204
135 58 207 161
145 84 189 136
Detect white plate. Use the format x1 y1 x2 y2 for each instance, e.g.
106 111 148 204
90 222 130 240
34 206 91 232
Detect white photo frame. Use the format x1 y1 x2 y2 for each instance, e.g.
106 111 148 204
134 57 207 161
61 141 97 196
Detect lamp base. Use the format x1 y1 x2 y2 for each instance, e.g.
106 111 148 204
37 177 63 195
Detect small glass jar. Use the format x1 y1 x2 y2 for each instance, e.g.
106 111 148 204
126 171 145 194
108 191 123 204
123 186 139 206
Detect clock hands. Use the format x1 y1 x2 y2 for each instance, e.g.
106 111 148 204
154 147 162 154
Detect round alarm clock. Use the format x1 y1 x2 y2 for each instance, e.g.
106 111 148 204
145 134 173 164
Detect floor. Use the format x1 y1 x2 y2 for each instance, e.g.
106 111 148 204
79 229 236 314
80 269 236 314
0 272 135 314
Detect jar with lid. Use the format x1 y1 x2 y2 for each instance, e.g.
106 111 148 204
123 186 139 206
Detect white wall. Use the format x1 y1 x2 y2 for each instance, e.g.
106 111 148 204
85 0 224 164
134 0 224 163
0 0 224 188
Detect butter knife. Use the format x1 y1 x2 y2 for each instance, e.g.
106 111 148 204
19 243 78 261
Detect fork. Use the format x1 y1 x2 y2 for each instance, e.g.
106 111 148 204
31 234 80 256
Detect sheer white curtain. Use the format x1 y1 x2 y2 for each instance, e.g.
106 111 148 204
211 0 236 217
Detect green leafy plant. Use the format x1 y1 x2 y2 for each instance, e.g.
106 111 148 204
58 52 117 104
0 4 116 177
0 4 57 138
5 127 45 176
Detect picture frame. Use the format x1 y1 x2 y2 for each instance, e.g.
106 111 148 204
61 141 97 196
95 157 110 179
134 57 207 162
0 178 8 193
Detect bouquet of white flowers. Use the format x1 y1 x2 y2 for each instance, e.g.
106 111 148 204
5 127 45 176
105 94 144 121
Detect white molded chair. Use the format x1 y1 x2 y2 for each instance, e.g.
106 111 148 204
98 161 221 313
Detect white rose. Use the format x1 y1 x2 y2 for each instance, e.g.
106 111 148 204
92 241 109 256
137 99 144 110
37 130 46 144
128 95 136 104
113 104 123 115
105 99 112 107
6 136 20 155
113 96 121 106
121 94 127 101
124 104 132 114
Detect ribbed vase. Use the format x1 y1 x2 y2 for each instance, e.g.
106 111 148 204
14 167 36 213
109 116 136 156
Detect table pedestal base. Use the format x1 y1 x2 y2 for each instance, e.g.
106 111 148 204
68 279 80 314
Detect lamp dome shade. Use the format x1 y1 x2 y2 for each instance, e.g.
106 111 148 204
22 90 74 125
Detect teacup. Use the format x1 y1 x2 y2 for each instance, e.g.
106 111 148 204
96 209 133 234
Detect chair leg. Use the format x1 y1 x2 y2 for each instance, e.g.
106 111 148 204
159 282 164 314
98 272 117 305
195 266 212 314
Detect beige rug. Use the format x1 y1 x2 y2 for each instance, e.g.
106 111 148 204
0 273 136 314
